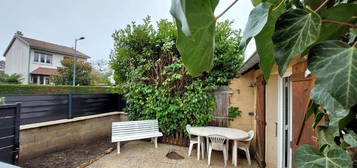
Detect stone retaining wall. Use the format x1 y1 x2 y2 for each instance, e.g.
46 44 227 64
19 112 128 160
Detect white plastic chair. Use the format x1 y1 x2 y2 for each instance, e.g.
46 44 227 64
186 125 205 158
235 130 255 165
207 135 229 166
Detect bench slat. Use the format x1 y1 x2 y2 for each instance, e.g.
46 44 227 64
112 132 163 142
111 120 162 143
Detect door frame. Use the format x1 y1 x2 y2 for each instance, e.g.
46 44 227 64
277 72 292 168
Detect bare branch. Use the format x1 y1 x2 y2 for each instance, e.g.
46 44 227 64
216 0 239 20
315 0 330 12
322 20 357 29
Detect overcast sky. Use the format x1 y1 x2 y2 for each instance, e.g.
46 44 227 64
0 0 255 63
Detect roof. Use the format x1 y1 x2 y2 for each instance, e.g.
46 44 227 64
237 51 259 75
31 67 58 76
3 35 90 59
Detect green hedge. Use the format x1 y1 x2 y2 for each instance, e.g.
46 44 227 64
0 84 114 95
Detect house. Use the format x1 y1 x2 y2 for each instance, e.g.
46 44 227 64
3 32 90 85
228 52 317 168
0 60 5 73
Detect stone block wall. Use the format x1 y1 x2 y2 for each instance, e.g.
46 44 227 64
19 112 128 160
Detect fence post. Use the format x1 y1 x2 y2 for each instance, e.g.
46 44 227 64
68 94 73 119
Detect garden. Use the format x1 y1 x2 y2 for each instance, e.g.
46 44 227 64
0 0 356 168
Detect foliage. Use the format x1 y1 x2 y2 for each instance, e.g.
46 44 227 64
90 59 114 86
171 0 357 167
228 107 241 120
170 0 219 77
0 72 22 84
90 69 113 86
110 17 243 136
0 84 112 94
52 59 92 85
0 97 5 104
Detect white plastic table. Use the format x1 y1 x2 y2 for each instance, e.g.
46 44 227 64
189 126 249 167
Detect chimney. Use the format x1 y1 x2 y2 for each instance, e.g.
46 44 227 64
15 31 23 36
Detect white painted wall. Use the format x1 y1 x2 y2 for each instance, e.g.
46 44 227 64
4 38 30 84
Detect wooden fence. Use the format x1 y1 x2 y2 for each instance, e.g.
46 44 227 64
209 86 233 127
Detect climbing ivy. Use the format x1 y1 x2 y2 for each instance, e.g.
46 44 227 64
171 0 357 167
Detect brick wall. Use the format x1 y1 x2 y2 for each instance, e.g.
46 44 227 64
19 112 128 160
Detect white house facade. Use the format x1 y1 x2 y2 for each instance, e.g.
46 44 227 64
3 32 89 85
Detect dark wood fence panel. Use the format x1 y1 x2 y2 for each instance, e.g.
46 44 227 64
1 94 125 125
4 95 68 124
0 104 20 164
72 94 123 117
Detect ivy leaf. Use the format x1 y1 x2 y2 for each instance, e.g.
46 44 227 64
240 2 271 49
308 40 357 109
310 85 350 135
273 9 321 76
295 145 353 168
317 126 335 147
255 2 285 81
170 0 219 77
344 130 357 147
318 4 357 42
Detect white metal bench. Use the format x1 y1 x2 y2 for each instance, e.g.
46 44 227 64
112 120 163 154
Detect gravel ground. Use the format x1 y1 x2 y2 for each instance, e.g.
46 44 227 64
19 137 116 168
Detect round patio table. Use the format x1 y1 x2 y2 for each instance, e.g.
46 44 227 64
189 126 249 167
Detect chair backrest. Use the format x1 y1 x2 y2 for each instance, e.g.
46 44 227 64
186 124 191 133
242 130 255 142
112 120 159 137
186 124 192 140
207 135 228 144
208 135 228 151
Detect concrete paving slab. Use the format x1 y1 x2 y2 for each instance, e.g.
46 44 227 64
88 141 259 168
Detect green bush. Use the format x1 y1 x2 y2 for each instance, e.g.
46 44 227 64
0 84 113 95
0 97 5 104
228 107 242 120
110 17 243 136
0 72 22 84
52 59 92 85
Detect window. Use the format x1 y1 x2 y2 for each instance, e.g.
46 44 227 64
39 76 44 85
31 75 51 85
45 76 50 85
34 52 52 64
40 55 45 63
46 55 52 64
32 75 38 84
34 53 39 62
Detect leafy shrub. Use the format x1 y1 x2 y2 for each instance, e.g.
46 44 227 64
228 107 242 120
110 16 243 136
0 72 22 84
0 84 112 95
0 97 5 104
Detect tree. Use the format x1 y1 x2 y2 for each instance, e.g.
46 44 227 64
171 0 356 167
110 17 243 136
0 72 22 84
52 59 92 85
90 59 113 86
